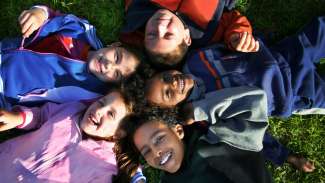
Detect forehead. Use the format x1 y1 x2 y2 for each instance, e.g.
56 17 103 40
120 49 139 74
101 92 125 108
146 77 165 102
134 121 169 146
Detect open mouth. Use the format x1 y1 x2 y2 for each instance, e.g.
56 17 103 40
159 151 172 166
88 113 100 128
94 59 101 73
176 75 185 94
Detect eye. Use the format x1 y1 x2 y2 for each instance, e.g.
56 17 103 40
165 89 172 99
162 73 173 83
165 32 174 40
146 32 157 40
142 147 151 157
107 111 115 119
154 135 165 145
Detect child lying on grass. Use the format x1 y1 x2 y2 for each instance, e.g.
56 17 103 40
0 89 145 183
115 104 272 183
0 6 140 109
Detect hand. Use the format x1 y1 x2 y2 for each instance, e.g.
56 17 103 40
0 109 23 132
229 32 260 52
18 8 47 38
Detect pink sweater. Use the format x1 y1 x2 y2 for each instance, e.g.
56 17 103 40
0 102 117 183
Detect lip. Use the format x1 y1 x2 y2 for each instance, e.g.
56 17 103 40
94 59 101 73
88 113 100 128
159 151 172 166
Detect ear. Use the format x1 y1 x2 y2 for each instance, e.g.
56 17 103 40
172 124 185 140
183 28 192 46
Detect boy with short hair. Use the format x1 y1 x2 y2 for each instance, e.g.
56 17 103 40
120 0 259 67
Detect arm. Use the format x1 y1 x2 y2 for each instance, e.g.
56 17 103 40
19 6 102 50
191 86 269 151
0 102 61 132
18 5 60 38
211 10 259 52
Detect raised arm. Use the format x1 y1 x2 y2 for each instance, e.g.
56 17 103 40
0 102 64 132
18 5 60 38
212 10 259 52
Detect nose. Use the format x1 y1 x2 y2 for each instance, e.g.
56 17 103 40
102 61 116 73
171 78 178 89
157 23 167 38
94 108 103 119
152 147 162 158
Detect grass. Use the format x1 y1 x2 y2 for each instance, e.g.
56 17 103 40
0 0 325 182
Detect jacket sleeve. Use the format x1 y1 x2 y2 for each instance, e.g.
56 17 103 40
210 10 253 49
26 11 103 50
14 102 62 131
191 86 269 152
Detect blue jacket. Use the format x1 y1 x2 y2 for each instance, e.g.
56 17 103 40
0 14 106 107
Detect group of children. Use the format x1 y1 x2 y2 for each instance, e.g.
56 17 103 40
0 0 324 182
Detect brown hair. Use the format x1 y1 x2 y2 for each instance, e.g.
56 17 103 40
145 40 188 69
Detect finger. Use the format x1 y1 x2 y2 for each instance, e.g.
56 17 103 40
18 11 31 26
18 10 27 22
254 40 260 52
247 37 256 52
23 23 36 38
21 18 33 34
236 32 247 50
242 33 252 52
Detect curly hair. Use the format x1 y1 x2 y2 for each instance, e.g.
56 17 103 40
113 107 181 182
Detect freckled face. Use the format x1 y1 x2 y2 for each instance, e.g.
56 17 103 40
134 121 185 173
88 47 139 82
146 70 194 107
80 91 128 138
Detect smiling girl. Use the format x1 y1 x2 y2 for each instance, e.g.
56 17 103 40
0 89 145 182
114 109 272 183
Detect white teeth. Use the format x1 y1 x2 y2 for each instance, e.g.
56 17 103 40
89 114 99 126
179 78 184 93
160 152 172 166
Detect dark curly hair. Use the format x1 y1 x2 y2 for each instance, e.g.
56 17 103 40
112 107 181 183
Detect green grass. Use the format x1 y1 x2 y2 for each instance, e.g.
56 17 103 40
1 0 325 182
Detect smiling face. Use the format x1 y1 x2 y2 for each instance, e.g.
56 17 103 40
146 70 194 107
134 120 185 173
145 9 191 56
88 46 139 82
80 91 128 139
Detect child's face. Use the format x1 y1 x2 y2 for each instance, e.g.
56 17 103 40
146 70 194 107
134 121 185 173
80 91 128 139
145 9 191 56
88 46 139 82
